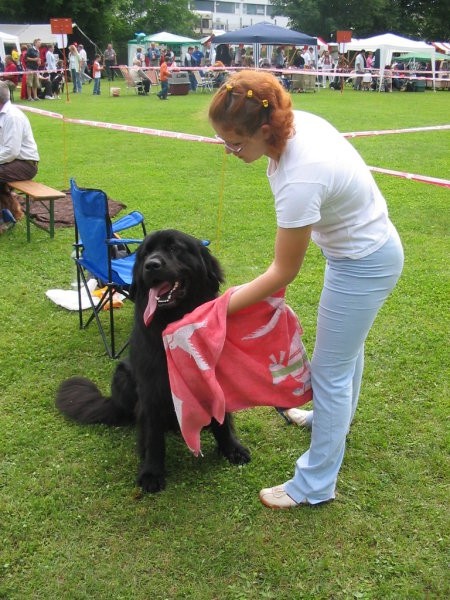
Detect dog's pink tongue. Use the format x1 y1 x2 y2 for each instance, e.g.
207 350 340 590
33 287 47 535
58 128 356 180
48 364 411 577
144 288 158 326
143 283 172 326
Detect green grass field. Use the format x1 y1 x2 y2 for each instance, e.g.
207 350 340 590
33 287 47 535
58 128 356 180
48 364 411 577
1 81 449 599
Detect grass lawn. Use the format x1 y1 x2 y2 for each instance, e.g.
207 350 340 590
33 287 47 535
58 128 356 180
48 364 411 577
0 80 449 599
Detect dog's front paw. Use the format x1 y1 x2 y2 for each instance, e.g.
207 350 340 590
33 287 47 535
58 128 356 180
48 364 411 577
220 441 251 465
138 470 166 493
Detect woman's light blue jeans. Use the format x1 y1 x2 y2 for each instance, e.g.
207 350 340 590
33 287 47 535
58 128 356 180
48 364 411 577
284 226 404 504
71 69 82 93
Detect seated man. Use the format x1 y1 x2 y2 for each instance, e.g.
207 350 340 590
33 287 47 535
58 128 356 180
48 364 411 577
0 82 40 221
131 59 151 94
1 55 19 94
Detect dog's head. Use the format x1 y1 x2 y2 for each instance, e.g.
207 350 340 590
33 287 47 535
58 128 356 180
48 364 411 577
130 229 224 326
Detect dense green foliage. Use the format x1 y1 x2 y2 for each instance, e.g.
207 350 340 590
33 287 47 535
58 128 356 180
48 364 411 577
270 0 450 41
0 0 197 61
0 84 449 599
0 0 447 63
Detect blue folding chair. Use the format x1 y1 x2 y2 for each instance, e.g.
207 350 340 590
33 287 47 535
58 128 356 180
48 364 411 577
70 178 146 358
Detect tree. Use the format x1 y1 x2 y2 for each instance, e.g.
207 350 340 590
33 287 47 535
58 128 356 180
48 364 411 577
396 0 450 40
116 0 197 38
0 0 198 61
269 0 449 41
0 0 115 43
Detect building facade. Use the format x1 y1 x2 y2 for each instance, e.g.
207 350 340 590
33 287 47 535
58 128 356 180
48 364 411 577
191 0 288 35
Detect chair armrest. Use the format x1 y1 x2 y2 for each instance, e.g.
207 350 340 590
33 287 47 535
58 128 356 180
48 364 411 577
106 238 143 245
112 211 145 233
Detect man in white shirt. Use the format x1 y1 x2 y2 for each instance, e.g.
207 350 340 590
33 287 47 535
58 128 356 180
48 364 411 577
45 44 57 71
302 46 312 68
78 44 91 83
0 82 40 220
354 50 366 90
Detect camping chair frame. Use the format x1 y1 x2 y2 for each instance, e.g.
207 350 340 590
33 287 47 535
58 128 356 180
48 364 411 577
118 65 147 95
193 69 213 92
146 68 161 92
70 179 146 358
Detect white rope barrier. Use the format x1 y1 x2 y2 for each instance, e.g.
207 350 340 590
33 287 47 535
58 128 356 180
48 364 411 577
18 105 450 189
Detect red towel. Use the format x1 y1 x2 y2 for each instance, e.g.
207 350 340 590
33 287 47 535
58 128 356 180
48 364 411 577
163 287 312 455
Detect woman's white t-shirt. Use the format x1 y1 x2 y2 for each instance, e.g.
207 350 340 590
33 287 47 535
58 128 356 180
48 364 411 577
267 111 391 259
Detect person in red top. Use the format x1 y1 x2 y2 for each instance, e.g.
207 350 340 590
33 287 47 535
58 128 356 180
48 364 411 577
1 56 19 93
20 45 28 100
157 54 171 100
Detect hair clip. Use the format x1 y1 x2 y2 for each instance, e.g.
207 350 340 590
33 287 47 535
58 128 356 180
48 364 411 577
246 89 253 98
226 83 233 91
262 99 269 108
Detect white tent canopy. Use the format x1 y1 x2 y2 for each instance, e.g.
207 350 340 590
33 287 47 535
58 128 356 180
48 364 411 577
0 23 58 46
127 31 199 65
144 32 198 45
0 30 20 61
345 33 436 90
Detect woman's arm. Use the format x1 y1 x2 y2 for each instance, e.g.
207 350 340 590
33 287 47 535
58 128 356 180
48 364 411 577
227 225 312 315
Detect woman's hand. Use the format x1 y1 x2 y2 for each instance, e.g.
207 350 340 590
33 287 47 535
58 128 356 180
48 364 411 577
227 225 312 314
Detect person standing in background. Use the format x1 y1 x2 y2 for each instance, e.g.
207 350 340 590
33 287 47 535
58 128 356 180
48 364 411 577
78 44 92 84
104 43 117 81
68 45 82 93
92 55 103 95
25 38 41 101
45 43 57 72
157 55 171 100
354 49 366 90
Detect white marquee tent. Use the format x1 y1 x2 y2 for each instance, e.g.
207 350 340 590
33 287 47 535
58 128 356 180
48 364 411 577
0 30 20 61
128 31 199 65
0 23 58 46
345 33 436 90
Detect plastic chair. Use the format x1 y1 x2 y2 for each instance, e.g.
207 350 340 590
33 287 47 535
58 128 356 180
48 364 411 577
70 178 146 358
361 72 373 91
193 70 213 92
146 68 161 93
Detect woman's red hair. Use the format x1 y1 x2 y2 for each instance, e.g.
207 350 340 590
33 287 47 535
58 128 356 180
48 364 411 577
209 70 294 156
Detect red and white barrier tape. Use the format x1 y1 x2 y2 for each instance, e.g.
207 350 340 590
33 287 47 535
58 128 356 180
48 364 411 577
368 166 450 188
19 105 218 143
19 105 450 188
343 124 450 138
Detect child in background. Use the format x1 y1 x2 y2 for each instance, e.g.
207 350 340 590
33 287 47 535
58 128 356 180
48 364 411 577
157 55 171 100
92 55 103 95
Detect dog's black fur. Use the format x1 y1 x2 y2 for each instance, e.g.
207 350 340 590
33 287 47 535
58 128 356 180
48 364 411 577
56 229 250 493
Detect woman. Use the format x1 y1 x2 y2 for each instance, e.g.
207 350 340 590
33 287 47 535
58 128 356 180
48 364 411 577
68 45 82 93
20 45 28 100
209 71 404 509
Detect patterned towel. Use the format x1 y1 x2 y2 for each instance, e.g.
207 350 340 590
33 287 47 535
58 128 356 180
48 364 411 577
163 287 312 455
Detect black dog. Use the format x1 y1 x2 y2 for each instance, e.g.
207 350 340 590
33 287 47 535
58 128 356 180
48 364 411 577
56 229 250 493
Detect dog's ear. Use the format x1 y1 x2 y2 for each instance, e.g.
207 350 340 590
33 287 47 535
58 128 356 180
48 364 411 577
199 244 225 291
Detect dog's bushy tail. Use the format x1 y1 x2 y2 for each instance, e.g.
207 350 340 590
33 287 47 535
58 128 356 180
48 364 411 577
56 376 135 426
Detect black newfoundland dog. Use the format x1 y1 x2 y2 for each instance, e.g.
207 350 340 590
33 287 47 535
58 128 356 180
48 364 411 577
56 229 250 493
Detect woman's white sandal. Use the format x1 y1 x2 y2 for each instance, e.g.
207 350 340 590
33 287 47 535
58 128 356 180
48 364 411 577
281 408 313 429
259 485 303 509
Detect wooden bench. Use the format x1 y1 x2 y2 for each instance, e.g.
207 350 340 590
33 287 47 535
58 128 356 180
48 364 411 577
9 180 66 242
